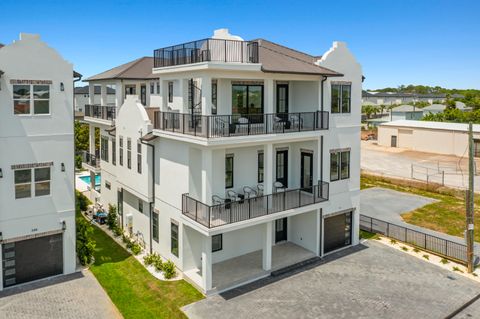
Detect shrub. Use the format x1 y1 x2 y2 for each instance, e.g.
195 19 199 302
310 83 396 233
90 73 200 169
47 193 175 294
76 216 96 265
112 226 122 237
106 204 118 230
76 190 91 212
413 248 420 253
473 273 478 277
75 155 82 169
440 258 449 264
131 243 142 255
144 253 161 266
154 259 163 272
452 266 464 273
163 260 176 279
423 254 430 260
401 246 408 251
390 239 397 245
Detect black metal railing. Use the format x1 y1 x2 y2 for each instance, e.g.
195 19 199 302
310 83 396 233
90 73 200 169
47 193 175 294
154 38 259 68
81 151 100 169
182 182 329 228
154 111 329 138
85 104 116 121
360 215 468 264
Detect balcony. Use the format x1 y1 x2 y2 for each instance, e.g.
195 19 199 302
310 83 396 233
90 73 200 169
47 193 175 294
182 181 329 228
79 151 100 172
153 38 259 68
153 111 329 138
84 104 116 121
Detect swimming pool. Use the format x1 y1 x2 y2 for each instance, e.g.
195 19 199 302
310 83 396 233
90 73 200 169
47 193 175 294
79 174 101 186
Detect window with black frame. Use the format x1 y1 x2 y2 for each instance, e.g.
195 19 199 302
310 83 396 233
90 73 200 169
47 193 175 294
127 138 131 169
171 221 179 257
168 82 173 103
225 154 234 189
257 152 264 183
152 212 159 242
331 83 351 114
330 150 350 181
212 234 222 252
111 139 116 166
119 136 124 166
232 84 263 122
100 136 109 162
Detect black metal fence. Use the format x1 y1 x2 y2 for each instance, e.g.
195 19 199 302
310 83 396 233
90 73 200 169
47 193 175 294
85 104 116 121
183 182 329 228
80 151 100 168
360 214 468 264
154 38 259 68
154 111 329 138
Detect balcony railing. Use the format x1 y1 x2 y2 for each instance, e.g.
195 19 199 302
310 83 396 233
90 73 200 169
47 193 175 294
80 151 100 169
85 104 116 121
182 181 329 228
154 38 259 68
154 111 329 138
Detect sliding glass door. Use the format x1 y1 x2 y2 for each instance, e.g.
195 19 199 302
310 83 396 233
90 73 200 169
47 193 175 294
232 84 264 116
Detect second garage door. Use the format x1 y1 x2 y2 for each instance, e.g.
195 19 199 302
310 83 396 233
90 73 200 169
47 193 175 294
324 211 352 254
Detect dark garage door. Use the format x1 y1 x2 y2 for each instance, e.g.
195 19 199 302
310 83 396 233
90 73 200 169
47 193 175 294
2 233 63 287
324 212 352 254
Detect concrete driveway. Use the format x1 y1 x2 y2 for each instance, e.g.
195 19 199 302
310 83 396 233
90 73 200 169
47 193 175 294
0 270 121 319
183 241 480 319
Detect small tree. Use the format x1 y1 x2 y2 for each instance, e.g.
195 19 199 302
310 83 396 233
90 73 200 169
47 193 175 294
107 204 118 230
76 215 96 265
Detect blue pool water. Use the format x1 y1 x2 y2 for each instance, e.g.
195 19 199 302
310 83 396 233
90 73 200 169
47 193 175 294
79 175 101 186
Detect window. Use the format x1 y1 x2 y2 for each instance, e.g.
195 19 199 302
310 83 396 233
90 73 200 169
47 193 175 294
105 181 111 190
212 81 217 115
137 142 142 174
156 82 160 94
127 138 132 169
474 140 480 158
13 84 50 115
231 84 263 115
150 82 154 94
257 152 264 183
225 154 234 189
100 136 109 162
331 84 351 114
112 138 116 166
330 150 350 181
138 199 143 213
14 167 50 199
168 82 173 103
119 136 124 166
212 234 223 252
152 211 159 242
171 221 178 257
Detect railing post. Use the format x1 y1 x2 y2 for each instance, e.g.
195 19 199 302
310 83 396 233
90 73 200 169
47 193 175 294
370 217 373 233
208 207 211 228
224 39 227 62
424 233 427 249
405 227 408 242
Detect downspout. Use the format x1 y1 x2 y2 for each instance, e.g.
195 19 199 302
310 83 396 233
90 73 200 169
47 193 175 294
140 136 155 255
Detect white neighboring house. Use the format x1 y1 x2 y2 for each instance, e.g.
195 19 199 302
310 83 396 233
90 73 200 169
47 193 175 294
422 102 471 116
0 33 77 289
74 85 116 113
82 29 362 294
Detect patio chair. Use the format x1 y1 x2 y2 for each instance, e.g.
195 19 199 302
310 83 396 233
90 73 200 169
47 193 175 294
236 117 249 135
274 181 286 192
243 186 258 199
273 116 284 132
227 190 240 201
257 184 264 197
212 195 224 205
213 117 228 136
290 114 302 129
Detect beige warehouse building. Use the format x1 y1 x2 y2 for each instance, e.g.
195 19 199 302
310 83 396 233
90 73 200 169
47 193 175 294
378 120 480 157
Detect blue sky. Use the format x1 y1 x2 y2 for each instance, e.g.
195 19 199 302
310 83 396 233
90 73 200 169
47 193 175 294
0 0 478 89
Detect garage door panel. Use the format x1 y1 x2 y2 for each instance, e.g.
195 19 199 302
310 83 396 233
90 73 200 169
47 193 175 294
2 234 63 287
324 212 352 254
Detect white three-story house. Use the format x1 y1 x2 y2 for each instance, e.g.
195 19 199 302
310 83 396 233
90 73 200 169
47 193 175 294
83 29 361 294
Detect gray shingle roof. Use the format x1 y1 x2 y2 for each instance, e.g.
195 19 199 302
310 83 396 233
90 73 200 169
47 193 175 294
86 57 154 81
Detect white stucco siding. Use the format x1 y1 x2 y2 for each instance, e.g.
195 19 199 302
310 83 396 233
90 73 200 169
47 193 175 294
288 210 318 253
290 81 319 113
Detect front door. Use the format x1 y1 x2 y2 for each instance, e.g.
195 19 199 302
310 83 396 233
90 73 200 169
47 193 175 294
275 218 288 243
301 152 313 192
140 85 147 106
391 135 397 147
276 150 288 188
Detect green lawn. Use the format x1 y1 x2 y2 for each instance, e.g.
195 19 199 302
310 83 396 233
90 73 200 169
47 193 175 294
89 222 204 318
361 173 480 242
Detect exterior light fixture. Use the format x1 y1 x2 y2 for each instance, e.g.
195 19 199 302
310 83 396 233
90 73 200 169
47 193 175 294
61 163 65 172
60 82 64 91
62 220 66 231
0 168 2 178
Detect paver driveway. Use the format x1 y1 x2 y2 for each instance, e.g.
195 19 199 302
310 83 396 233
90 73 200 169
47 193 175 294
183 241 480 319
0 270 121 319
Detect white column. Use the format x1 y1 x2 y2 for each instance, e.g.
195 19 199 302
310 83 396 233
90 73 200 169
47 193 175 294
262 221 273 270
202 235 212 291
264 79 274 114
179 79 189 113
315 209 321 256
159 80 168 111
89 124 95 154
317 137 322 183
201 76 212 115
146 81 152 107
318 80 323 111
88 83 95 104
201 148 213 204
100 83 107 105
264 143 274 194
115 81 123 108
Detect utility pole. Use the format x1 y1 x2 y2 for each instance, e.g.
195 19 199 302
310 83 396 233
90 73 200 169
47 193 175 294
467 122 475 273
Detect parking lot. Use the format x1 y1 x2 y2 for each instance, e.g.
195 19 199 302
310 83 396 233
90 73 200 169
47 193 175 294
184 240 480 319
